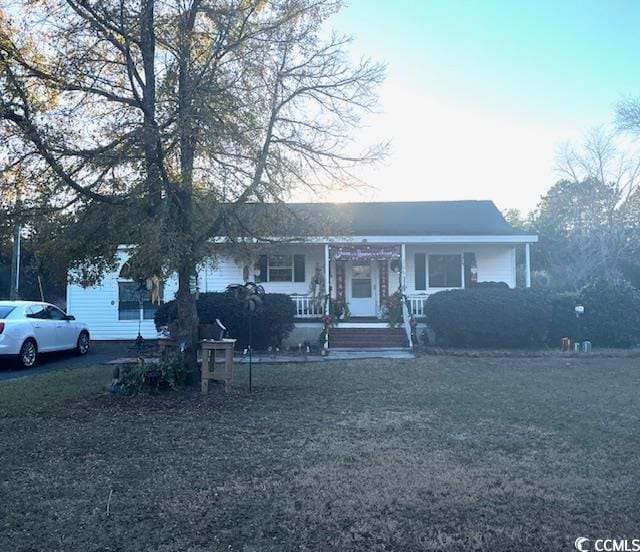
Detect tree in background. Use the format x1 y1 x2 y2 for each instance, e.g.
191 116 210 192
616 98 640 287
0 0 385 371
0 237 66 303
532 177 623 290
508 128 640 291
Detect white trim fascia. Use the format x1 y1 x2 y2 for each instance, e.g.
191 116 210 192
210 234 538 244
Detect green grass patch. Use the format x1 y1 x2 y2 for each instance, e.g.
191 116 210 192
1 357 639 551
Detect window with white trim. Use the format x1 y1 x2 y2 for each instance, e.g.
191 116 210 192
268 255 294 282
257 254 306 283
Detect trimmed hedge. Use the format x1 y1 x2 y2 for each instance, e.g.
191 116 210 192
155 292 295 350
579 279 640 348
425 283 640 349
548 292 580 346
425 289 552 348
469 281 509 289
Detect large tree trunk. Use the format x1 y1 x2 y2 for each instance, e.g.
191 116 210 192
176 265 199 382
139 0 163 215
173 6 200 380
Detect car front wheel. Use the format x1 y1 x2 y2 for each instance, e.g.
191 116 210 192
76 331 90 356
19 339 38 369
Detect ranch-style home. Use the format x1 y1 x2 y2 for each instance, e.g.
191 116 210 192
66 200 537 349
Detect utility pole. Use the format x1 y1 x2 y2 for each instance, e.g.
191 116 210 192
9 223 21 300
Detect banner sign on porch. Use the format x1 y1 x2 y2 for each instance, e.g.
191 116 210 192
378 260 389 301
335 260 346 302
332 245 401 261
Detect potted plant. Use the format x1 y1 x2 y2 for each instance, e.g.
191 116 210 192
384 290 405 328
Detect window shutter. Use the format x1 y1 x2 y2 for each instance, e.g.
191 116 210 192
415 253 426 290
463 252 477 288
293 255 306 282
256 255 267 283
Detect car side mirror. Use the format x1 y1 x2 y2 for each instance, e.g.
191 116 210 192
66 315 75 321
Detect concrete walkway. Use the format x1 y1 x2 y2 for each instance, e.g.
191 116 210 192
106 349 415 365
0 342 415 382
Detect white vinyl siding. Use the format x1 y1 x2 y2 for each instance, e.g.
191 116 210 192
67 243 518 340
67 252 178 340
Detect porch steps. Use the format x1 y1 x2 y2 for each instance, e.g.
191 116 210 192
329 327 409 349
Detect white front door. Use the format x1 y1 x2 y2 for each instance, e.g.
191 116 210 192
347 261 377 316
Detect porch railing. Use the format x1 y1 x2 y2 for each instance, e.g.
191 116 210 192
407 294 429 318
292 294 324 318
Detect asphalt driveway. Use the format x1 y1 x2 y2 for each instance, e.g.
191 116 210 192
0 342 132 382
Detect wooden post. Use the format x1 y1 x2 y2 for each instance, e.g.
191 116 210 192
225 346 233 392
201 344 210 393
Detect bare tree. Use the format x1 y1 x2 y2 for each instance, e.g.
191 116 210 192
534 127 640 289
617 97 640 135
0 0 386 371
555 126 640 205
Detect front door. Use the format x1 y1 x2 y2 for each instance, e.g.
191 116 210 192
347 261 377 316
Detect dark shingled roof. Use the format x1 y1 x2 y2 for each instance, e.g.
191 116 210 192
233 200 526 236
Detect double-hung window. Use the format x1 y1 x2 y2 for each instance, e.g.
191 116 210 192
256 255 306 283
118 281 163 320
268 255 294 282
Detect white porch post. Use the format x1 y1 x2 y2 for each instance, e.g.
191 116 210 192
400 243 413 348
400 243 407 293
324 243 330 314
525 243 531 288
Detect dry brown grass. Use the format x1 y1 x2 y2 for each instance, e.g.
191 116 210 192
1 355 638 551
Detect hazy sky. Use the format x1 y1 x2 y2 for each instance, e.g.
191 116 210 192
321 0 640 213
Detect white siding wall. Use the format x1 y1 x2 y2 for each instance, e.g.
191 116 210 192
68 243 517 340
199 258 243 292
200 245 325 295
68 246 325 340
67 251 178 340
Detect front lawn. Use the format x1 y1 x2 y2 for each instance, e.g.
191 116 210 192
1 356 638 551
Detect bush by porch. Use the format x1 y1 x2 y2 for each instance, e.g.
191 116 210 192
154 291 296 350
423 280 640 349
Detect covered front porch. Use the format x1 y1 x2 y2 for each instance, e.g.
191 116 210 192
285 239 532 322
290 243 407 321
206 237 534 348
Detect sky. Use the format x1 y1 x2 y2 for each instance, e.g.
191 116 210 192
318 0 640 213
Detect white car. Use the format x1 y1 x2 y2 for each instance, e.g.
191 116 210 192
0 301 90 369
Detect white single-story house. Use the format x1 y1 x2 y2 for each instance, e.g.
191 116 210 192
67 201 537 348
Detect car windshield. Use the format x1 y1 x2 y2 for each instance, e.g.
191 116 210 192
0 306 16 319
